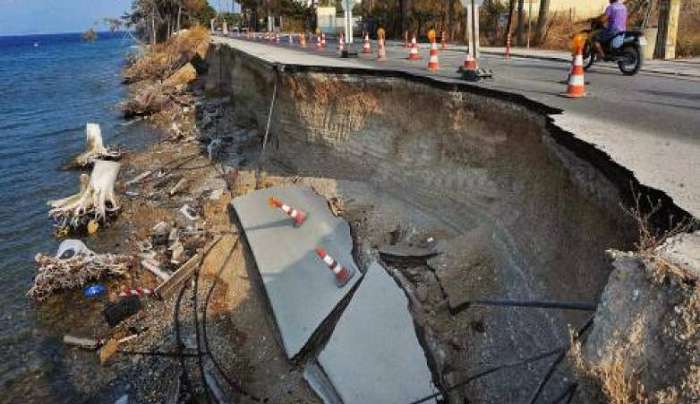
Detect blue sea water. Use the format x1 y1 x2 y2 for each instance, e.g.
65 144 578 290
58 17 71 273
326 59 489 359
0 32 157 402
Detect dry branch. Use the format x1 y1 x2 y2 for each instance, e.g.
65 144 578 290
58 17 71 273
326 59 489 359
74 123 121 167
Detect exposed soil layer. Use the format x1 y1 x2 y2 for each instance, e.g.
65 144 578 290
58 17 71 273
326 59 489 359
203 43 644 402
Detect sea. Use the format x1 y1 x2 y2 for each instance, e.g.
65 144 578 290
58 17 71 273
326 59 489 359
0 32 158 402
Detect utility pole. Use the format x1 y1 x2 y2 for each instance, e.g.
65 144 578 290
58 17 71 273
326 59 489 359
655 0 681 59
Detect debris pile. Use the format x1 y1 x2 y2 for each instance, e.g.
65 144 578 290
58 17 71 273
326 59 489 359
28 239 132 301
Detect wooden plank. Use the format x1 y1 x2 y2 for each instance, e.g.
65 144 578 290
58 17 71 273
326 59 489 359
154 236 223 299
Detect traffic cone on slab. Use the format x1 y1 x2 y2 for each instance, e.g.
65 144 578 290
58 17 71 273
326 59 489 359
315 248 355 287
562 45 586 98
362 33 371 53
407 35 421 60
268 197 307 226
427 41 440 71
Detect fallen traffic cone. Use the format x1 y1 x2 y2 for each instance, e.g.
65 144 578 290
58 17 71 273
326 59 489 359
377 37 387 61
562 45 586 98
427 41 440 71
268 197 307 226
119 287 154 298
338 32 345 55
407 35 421 60
315 248 355 287
300 32 307 48
362 33 371 53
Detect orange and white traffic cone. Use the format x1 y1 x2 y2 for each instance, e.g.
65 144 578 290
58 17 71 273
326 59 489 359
441 31 448 49
268 197 307 226
407 35 421 60
321 32 326 48
119 287 154 298
362 33 371 53
338 32 345 55
562 45 586 98
315 248 355 287
300 32 306 48
462 52 477 71
377 38 387 61
427 41 440 71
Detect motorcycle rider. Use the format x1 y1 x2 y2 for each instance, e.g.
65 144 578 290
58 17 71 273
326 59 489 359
593 0 628 59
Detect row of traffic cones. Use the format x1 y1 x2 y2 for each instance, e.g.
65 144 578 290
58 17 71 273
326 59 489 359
268 197 355 287
242 30 584 97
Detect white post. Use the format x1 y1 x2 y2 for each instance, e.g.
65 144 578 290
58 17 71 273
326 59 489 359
348 2 354 44
467 4 474 56
474 3 480 59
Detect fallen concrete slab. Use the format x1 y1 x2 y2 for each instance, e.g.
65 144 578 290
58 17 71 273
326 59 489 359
308 261 439 404
232 185 362 359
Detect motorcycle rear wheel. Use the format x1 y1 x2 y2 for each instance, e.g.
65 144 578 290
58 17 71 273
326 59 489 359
618 45 642 76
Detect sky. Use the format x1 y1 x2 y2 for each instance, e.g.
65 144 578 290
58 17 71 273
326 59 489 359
0 0 236 36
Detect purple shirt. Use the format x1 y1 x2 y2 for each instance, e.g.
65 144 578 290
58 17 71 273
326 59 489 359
605 2 628 32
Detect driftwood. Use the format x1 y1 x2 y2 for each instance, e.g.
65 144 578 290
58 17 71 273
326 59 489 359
74 123 121 167
28 239 131 301
49 160 120 233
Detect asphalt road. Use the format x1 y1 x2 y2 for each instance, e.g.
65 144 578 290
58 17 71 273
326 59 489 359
214 34 700 218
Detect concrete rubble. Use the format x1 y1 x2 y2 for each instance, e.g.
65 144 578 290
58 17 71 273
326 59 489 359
232 185 362 359
306 261 439 404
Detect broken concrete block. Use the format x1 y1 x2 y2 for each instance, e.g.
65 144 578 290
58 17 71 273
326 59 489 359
308 262 439 404
232 186 361 360
428 227 499 312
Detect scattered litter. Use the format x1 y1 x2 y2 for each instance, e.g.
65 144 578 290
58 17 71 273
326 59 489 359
152 221 171 246
103 295 142 327
141 258 171 282
155 253 202 299
179 204 199 221
169 178 187 196
99 337 120 365
209 188 224 201
125 191 140 197
63 334 104 350
125 170 152 186
83 283 107 298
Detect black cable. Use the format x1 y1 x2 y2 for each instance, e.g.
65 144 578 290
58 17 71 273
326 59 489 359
174 277 194 398
545 383 578 404
527 349 567 404
202 238 265 402
408 347 566 404
450 299 598 315
193 250 214 404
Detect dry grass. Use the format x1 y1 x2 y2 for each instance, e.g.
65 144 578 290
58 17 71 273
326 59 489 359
123 25 209 84
677 1 700 57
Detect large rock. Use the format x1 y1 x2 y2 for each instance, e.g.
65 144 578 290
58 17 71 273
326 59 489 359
163 63 197 88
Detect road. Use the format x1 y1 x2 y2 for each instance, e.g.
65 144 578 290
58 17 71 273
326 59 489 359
213 34 700 218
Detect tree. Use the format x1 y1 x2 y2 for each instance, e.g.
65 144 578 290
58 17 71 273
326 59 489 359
516 0 524 45
533 0 549 45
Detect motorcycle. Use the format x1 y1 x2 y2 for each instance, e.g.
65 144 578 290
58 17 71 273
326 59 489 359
571 18 646 76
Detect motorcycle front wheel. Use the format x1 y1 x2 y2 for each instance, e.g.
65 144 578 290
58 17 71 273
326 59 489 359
583 41 595 70
618 45 642 76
